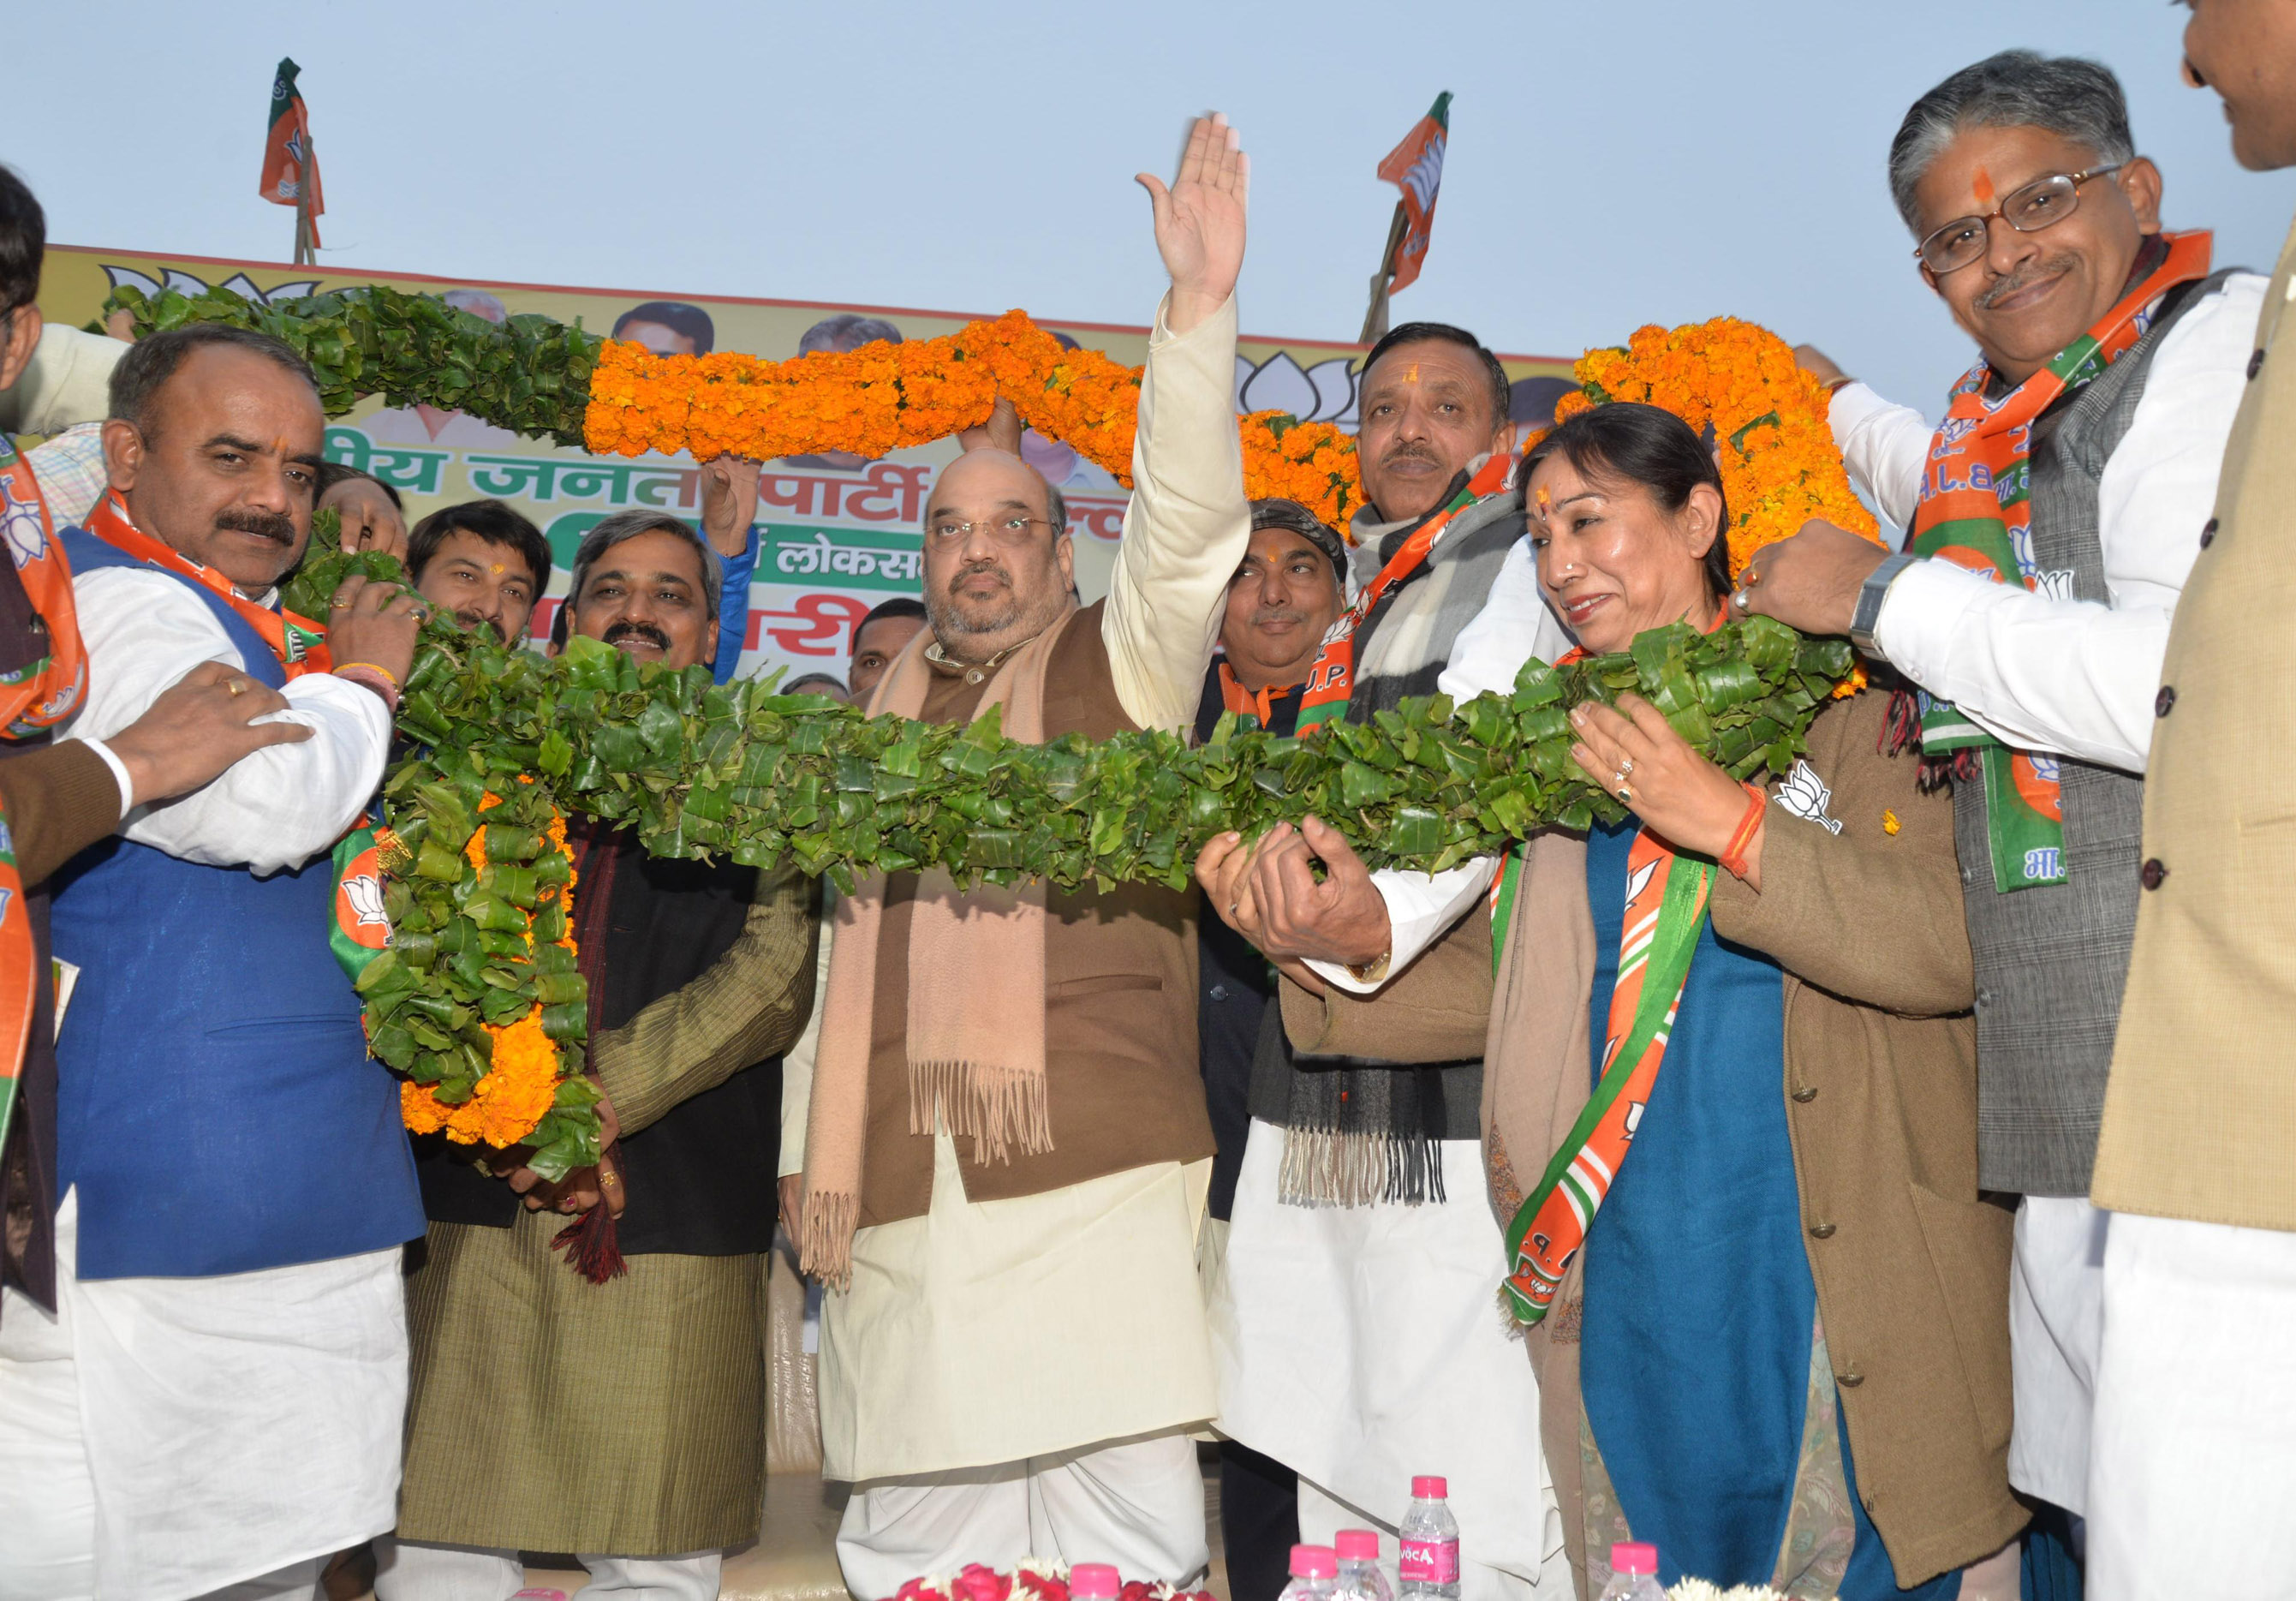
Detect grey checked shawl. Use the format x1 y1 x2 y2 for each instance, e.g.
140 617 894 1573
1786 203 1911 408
1248 465 1524 1205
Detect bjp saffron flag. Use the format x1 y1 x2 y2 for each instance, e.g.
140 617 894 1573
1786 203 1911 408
258 58 324 245
1375 92 1452 295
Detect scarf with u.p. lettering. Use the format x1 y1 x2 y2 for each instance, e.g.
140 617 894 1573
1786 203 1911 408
1910 230 2212 893
799 606 1076 1286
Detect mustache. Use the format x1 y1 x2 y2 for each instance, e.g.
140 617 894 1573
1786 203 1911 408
456 608 512 646
944 559 1013 594
214 507 296 545
1377 439 1445 469
1976 252 2078 311
602 619 671 651
1250 607 1309 630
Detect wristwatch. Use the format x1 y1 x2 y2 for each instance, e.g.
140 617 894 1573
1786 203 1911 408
1848 553 1917 661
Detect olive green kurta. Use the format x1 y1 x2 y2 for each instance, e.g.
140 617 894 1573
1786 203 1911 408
397 863 817 1556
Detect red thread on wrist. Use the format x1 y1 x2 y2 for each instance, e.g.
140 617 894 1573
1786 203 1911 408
1719 782 1768 881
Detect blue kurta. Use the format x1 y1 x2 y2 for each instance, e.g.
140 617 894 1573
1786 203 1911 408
1577 818 1956 1599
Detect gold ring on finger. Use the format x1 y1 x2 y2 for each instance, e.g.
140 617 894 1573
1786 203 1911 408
1616 783 1632 802
225 677 249 697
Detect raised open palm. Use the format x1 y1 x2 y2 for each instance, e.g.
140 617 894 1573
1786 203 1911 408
1137 111 1249 334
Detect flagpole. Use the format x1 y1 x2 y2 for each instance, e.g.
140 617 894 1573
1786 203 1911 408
1359 202 1407 344
293 129 315 266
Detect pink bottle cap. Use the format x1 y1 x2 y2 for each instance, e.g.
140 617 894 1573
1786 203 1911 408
1070 1564 1122 1599
1410 1475 1447 1498
1291 1545 1338 1580
1335 1531 1381 1562
1610 1544 1658 1576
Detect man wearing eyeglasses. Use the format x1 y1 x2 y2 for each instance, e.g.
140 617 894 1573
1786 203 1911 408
794 113 1250 1598
1732 50 2265 1566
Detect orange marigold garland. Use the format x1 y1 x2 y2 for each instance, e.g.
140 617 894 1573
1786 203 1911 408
583 310 1363 531
1552 318 1882 575
1550 318 1883 694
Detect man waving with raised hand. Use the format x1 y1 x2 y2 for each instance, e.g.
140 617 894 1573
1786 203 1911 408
799 113 1251 1597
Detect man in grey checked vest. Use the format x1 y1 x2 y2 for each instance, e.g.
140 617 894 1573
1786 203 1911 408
1737 50 2264 1559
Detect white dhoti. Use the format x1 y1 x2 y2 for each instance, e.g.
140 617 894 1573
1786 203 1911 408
0 1190 407 1601
2086 1210 2296 1601
820 1134 1217 1596
2006 1194 2108 1516
1210 1123 1569 1601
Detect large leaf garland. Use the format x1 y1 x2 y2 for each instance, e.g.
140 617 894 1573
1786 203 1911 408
132 286 1874 1174
317 513 1848 1174
108 285 1363 528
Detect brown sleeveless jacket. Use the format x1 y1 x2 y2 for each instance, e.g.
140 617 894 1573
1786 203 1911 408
857 599 1214 1227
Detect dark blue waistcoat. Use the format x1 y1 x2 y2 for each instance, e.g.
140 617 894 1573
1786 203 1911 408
49 528 421 1279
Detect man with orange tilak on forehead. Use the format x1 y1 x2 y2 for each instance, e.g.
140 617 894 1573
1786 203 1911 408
791 112 1250 1598
1195 326 1571 1593
1735 51 2263 1576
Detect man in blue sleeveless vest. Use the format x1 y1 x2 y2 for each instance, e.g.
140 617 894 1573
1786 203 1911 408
0 322 426 1601
1738 51 2266 1580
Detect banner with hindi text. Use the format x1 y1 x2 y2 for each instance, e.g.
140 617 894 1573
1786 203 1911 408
35 245 1572 683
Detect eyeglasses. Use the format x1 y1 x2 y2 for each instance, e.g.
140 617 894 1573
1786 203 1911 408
1914 166 2124 275
924 514 1061 545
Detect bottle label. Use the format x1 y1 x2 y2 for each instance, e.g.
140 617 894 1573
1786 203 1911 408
1398 1538 1458 1585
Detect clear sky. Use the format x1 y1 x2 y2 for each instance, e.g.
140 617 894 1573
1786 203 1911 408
15 0 2291 417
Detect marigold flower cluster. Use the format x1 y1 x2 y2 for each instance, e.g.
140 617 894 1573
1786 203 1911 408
581 311 1363 529
1238 411 1362 529
1553 317 1882 577
399 795 581 1149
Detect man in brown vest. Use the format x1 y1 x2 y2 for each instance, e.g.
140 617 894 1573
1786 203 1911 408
793 113 1251 1598
2083 8 2296 1596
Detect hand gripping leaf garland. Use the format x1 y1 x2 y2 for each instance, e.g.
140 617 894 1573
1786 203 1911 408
177 286 1876 1173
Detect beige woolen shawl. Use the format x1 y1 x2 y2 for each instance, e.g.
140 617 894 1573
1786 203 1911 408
799 606 1079 1285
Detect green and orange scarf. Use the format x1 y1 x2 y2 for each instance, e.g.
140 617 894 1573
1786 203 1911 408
1911 229 2213 893
1494 636 1724 1324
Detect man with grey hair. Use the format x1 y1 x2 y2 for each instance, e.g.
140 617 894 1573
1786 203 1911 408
381 503 819 1601
1734 47 2265 1556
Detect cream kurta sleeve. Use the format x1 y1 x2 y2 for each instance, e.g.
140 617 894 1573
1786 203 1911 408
1100 292 1251 733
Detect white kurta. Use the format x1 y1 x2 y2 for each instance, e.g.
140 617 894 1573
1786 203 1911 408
810 292 1250 1485
1212 1125 1568 1601
0 545 402 1601
821 1136 1217 1482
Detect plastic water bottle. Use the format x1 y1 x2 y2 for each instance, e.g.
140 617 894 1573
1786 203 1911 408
1595 1542 1666 1600
1070 1565 1122 1601
1396 1477 1460 1601
1277 1544 1338 1601
1334 1529 1394 1601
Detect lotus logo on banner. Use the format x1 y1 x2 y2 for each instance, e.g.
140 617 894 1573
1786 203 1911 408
1376 92 1452 295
